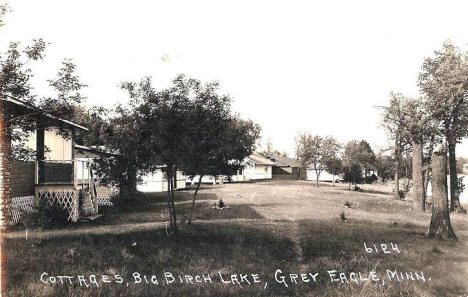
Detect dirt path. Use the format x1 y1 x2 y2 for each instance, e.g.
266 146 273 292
249 187 306 267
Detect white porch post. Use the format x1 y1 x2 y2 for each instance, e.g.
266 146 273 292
73 160 78 189
34 160 39 184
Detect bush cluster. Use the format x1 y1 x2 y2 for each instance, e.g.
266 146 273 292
21 199 70 228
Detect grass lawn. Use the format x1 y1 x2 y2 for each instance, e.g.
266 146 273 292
3 180 468 297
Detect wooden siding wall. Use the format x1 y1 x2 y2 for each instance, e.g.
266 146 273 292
15 127 73 161
11 160 35 197
44 128 72 160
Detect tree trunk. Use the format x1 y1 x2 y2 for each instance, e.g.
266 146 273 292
127 165 138 195
332 174 335 187
166 170 173 232
394 158 400 199
170 170 178 235
428 151 456 240
394 132 400 200
315 171 320 188
412 141 425 211
121 164 138 198
0 100 12 226
188 175 203 224
448 140 463 212
404 151 410 193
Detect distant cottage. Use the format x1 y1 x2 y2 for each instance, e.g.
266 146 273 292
138 168 187 193
187 152 275 184
265 154 302 180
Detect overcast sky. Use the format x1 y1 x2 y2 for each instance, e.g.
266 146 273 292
2 0 468 156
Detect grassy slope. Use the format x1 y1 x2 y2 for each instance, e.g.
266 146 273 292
3 181 468 297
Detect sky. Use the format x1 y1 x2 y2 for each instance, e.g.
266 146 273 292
2 0 468 157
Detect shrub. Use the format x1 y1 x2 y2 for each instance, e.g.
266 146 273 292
343 200 352 208
22 198 70 228
112 190 147 211
98 204 113 214
214 198 225 209
364 174 378 184
431 246 442 254
398 190 406 199
339 211 346 221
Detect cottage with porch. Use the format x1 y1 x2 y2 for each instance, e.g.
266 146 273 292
2 97 98 224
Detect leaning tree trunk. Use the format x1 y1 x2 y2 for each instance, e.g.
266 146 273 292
0 100 12 226
448 140 463 212
428 151 456 240
412 141 425 211
188 175 203 224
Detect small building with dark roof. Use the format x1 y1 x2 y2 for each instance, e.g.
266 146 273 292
266 154 303 180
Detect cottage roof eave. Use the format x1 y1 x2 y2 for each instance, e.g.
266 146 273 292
1 96 89 131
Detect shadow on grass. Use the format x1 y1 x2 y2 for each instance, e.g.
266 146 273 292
4 216 468 296
360 188 393 196
296 218 468 297
178 202 265 221
143 191 219 203
299 219 421 261
95 200 264 226
4 223 296 297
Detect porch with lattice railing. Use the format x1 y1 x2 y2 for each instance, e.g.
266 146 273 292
34 159 99 222
35 185 80 222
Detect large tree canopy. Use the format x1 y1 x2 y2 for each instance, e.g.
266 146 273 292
419 41 468 214
381 93 433 205
115 74 260 234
